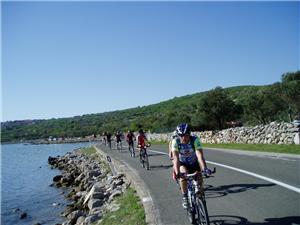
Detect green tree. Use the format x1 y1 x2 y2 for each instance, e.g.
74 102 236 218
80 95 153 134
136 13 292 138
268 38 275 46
200 87 240 129
280 71 300 119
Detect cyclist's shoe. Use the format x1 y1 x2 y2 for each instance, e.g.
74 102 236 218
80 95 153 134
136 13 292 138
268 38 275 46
182 196 189 209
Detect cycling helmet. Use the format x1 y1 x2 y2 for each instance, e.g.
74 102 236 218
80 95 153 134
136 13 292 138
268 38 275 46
139 129 144 134
176 123 191 136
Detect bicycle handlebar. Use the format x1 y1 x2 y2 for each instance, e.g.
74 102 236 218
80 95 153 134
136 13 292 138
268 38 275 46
179 167 216 179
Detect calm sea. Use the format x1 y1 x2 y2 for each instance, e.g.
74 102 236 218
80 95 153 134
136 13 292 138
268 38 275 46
1 142 93 225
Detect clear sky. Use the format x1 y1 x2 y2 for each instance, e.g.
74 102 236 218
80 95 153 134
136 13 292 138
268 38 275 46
2 1 299 122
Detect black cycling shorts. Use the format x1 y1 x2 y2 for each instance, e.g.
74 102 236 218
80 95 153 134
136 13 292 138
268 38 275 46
179 161 201 173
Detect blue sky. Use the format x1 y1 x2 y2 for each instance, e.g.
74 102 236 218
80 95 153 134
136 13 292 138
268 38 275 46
2 1 299 122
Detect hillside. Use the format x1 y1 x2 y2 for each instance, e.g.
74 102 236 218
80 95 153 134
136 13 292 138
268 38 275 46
1 71 299 142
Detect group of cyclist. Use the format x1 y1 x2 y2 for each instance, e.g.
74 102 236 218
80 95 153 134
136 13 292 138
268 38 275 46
101 129 149 153
102 123 212 210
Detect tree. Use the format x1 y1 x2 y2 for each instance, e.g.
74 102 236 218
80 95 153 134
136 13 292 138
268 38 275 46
280 71 300 119
199 87 240 129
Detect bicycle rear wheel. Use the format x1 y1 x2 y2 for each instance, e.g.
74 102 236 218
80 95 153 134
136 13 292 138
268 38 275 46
195 198 210 225
140 151 145 168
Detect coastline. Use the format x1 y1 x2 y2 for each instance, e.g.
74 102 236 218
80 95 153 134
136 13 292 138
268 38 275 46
48 147 130 225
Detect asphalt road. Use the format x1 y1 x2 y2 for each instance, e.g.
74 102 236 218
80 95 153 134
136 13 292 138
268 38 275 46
96 142 300 225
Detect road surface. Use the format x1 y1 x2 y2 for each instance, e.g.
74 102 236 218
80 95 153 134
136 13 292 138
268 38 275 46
96 142 300 225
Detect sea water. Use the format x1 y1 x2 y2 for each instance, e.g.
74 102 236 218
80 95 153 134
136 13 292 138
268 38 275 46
1 142 92 225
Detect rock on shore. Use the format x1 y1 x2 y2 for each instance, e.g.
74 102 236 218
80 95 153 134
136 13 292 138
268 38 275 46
48 150 127 225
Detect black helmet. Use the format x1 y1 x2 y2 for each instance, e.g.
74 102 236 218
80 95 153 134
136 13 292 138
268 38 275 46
139 129 144 134
176 123 191 136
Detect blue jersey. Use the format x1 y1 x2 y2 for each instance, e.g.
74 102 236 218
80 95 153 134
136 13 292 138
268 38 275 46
171 135 202 165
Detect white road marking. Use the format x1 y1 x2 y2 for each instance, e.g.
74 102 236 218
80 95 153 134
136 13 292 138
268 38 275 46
148 149 300 194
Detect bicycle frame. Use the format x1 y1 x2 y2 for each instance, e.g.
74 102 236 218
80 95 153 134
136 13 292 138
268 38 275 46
139 146 150 170
128 141 135 157
181 168 215 225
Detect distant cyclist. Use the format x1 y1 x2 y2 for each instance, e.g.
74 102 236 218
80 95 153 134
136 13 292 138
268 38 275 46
115 130 123 150
168 131 178 160
126 130 136 152
102 132 107 146
171 123 211 209
137 129 150 150
106 132 112 150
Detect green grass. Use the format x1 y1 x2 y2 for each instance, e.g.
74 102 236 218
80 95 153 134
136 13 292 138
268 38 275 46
95 187 146 225
80 146 97 155
150 140 168 144
203 143 300 155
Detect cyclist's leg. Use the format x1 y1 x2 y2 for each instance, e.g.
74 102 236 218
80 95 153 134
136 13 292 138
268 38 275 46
191 163 204 197
179 164 189 209
179 165 188 194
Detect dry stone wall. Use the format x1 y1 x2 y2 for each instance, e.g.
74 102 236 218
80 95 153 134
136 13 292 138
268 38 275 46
147 122 299 145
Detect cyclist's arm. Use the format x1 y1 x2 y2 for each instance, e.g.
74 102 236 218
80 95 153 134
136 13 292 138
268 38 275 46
171 139 180 175
195 149 207 171
172 151 180 176
194 137 207 171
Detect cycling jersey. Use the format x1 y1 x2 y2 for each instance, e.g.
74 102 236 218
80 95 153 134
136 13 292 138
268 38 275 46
137 134 147 148
126 132 135 143
171 135 202 165
116 134 122 142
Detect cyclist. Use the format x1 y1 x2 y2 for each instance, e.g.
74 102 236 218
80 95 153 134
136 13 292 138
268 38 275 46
106 132 112 150
137 129 150 151
168 131 177 160
102 132 107 146
126 130 136 153
171 123 211 209
115 130 122 150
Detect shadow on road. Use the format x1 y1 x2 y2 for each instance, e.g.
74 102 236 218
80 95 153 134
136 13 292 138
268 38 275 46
150 164 173 170
204 183 276 199
148 152 166 157
210 215 300 225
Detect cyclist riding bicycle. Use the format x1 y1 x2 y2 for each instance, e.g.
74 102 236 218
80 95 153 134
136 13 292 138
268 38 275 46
137 129 150 150
106 132 112 149
126 130 136 150
115 130 123 150
171 123 212 209
169 131 178 160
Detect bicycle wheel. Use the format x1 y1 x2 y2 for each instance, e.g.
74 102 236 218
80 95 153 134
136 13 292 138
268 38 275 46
130 145 135 157
140 151 145 168
187 192 196 224
195 198 210 225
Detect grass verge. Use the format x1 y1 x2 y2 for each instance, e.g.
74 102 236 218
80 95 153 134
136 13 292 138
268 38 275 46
203 143 300 155
95 187 146 225
80 146 97 155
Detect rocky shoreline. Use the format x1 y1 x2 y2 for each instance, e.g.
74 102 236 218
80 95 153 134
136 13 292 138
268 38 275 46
48 149 128 225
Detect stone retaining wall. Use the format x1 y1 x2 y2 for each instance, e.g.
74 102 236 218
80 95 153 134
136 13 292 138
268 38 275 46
147 122 299 145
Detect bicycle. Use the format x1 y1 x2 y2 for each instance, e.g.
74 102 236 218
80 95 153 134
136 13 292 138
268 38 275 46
107 140 112 150
138 144 151 170
116 140 122 152
128 141 135 157
179 168 216 225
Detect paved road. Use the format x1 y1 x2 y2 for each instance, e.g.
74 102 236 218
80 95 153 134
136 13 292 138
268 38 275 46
96 142 300 225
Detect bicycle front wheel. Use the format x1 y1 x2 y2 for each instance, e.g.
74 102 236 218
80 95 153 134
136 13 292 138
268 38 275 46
195 198 210 225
